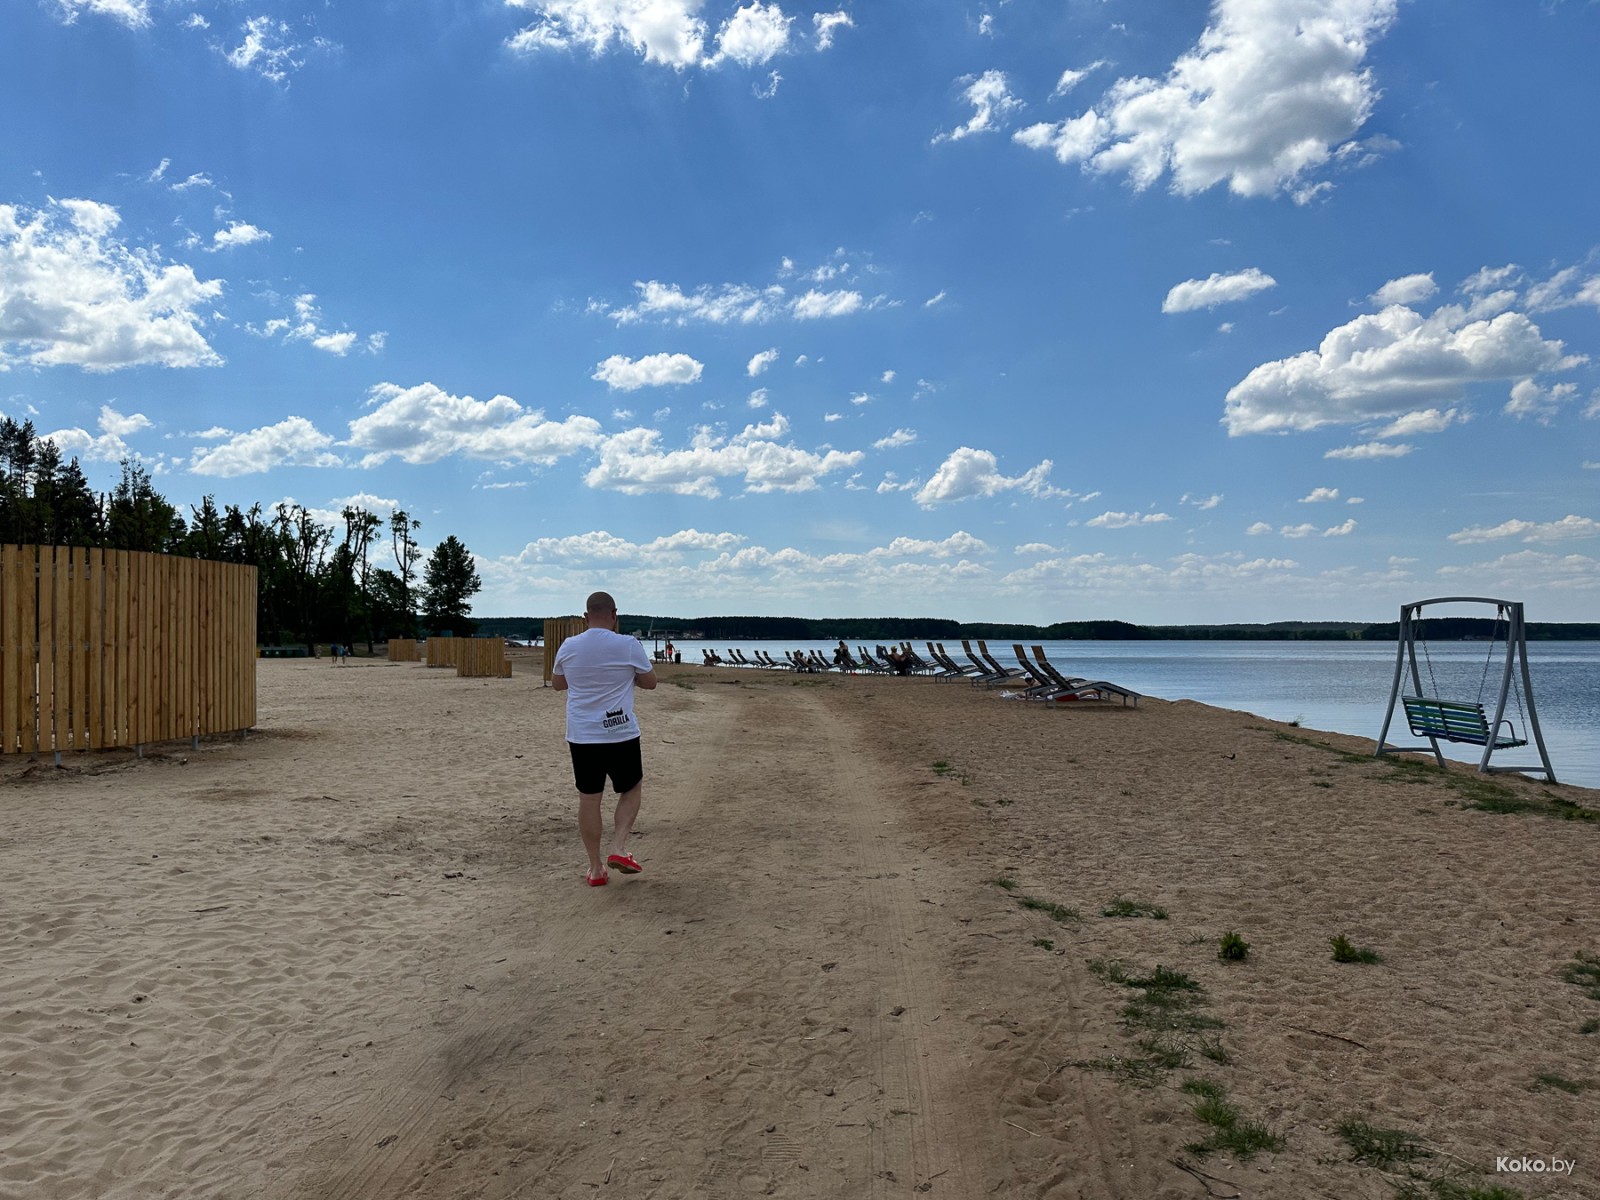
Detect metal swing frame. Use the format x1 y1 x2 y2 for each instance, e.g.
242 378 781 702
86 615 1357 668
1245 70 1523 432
1375 596 1557 782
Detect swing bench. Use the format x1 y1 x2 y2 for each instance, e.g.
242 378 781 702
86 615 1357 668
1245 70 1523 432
1400 696 1525 749
1376 596 1556 782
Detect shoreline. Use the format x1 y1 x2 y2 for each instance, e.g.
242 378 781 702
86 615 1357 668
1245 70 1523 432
3 655 1596 1198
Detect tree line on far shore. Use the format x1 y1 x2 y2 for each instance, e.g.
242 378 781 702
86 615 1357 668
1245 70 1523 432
475 614 1600 642
0 419 482 650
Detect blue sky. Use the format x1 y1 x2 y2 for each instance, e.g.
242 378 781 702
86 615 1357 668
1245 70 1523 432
4 0 1598 623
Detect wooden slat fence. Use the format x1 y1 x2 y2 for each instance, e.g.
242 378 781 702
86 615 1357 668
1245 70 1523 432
0 545 257 754
420 636 509 677
542 617 586 684
386 638 419 662
456 639 509 678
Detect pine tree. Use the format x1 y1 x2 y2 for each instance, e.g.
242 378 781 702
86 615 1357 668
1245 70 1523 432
421 535 482 637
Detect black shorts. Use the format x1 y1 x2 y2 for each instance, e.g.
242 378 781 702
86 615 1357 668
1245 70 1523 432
568 737 643 796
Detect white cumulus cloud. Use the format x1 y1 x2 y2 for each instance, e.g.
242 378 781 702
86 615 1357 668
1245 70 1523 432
933 70 1024 144
592 351 704 391
1162 268 1276 313
711 3 792 67
914 447 1061 507
1014 0 1397 200
813 11 851 49
1324 441 1413 459
0 199 223 372
347 381 604 467
1225 288 1583 435
507 0 842 71
1447 515 1600 545
584 412 863 497
53 0 150 27
188 416 343 477
1370 273 1437 306
747 347 779 376
1086 511 1174 528
872 428 917 450
209 222 271 251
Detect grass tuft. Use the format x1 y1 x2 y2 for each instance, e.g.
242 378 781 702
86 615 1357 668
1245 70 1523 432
987 876 1018 891
1101 896 1169 919
1016 895 1082 924
1217 931 1251 962
1532 1072 1587 1094
1562 952 1600 1002
1182 1081 1284 1159
1331 934 1383 964
1335 1117 1431 1169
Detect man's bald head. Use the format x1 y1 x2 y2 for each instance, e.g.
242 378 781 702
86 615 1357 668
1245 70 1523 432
585 591 617 616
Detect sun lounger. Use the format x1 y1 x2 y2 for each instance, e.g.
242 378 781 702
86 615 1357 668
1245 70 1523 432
1010 644 1068 698
856 646 892 673
960 639 1014 687
977 640 1028 686
932 642 982 681
1030 645 1141 706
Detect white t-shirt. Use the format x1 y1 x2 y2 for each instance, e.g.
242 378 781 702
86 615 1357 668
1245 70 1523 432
552 628 653 744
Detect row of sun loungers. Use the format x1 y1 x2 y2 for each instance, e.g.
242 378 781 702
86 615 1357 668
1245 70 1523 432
697 639 1138 705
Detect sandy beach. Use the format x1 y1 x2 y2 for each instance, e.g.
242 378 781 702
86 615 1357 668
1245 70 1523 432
3 651 1598 1199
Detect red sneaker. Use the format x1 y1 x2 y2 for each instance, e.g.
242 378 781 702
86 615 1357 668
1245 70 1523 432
606 853 642 874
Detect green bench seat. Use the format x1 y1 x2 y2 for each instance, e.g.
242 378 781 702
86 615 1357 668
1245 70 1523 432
1402 697 1526 749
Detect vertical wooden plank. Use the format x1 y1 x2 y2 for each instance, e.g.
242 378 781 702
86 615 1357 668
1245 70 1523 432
109 551 127 747
132 551 147 747
54 547 73 749
21 546 38 754
69 547 87 748
86 548 103 750
36 547 54 753
194 558 207 737
241 565 254 730
116 550 131 748
1 546 15 754
228 563 239 731
158 552 171 743
177 556 191 740
1 546 15 753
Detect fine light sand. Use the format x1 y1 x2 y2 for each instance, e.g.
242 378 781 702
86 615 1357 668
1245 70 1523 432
2 651 1598 1199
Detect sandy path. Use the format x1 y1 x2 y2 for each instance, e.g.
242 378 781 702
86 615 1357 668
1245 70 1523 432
284 670 1014 1198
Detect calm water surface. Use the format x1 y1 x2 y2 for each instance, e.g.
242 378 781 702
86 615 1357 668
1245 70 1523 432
673 638 1600 790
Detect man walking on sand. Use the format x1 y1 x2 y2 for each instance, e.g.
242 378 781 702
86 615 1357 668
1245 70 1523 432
552 591 657 887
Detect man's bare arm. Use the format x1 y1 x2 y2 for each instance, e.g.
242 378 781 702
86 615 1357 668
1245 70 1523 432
635 668 658 690
552 674 568 691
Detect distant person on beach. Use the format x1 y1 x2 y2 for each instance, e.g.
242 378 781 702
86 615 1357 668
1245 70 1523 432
552 591 657 887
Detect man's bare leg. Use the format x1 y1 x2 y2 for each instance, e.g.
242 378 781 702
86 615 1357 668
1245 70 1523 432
610 783 642 859
578 792 606 878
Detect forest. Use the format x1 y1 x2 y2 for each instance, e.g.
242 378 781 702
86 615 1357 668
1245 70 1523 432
0 419 481 650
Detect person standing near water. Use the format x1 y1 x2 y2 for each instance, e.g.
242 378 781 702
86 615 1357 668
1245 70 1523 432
551 591 657 887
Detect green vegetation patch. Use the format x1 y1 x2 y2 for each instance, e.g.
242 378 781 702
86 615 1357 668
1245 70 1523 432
1016 895 1082 924
1336 1118 1431 1170
1562 952 1600 1002
1080 959 1224 1079
1532 1072 1587 1094
1333 1116 1527 1200
1101 896 1169 919
1181 1080 1284 1159
1217 931 1251 962
1331 934 1383 964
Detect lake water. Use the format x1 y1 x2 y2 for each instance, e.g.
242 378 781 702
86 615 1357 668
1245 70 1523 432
663 637 1600 791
